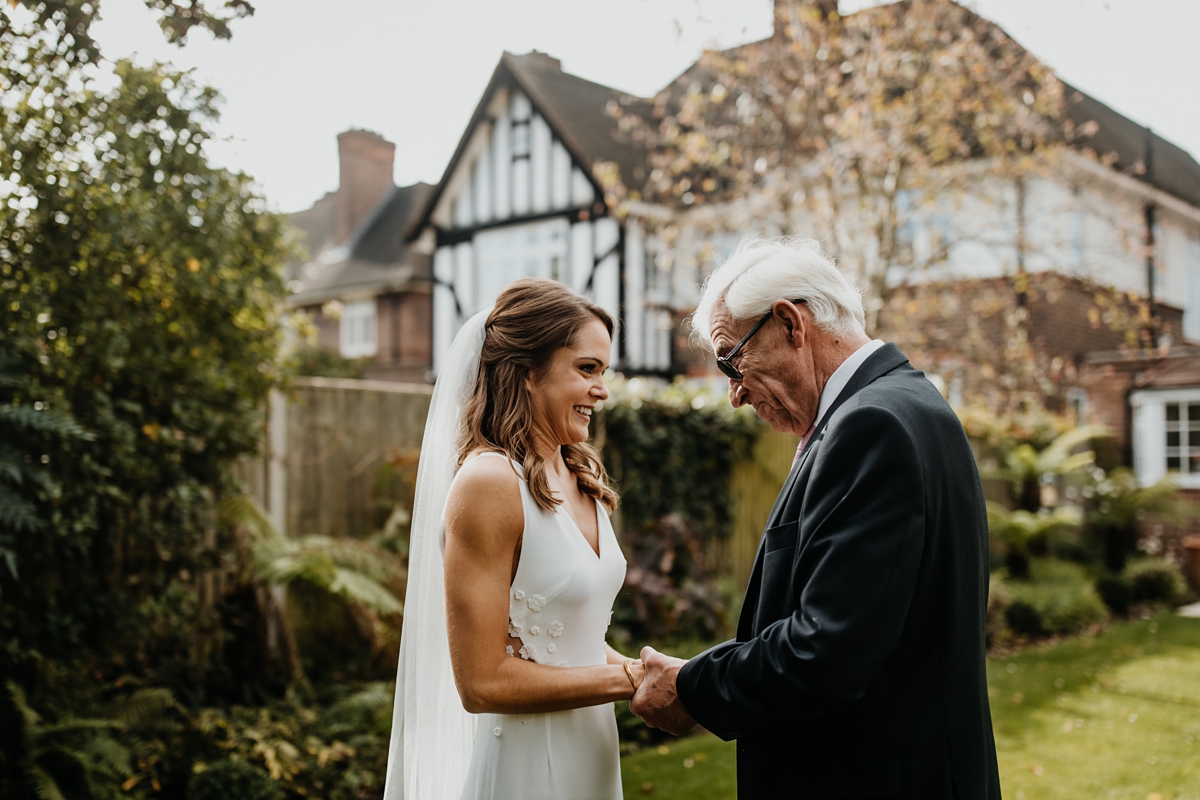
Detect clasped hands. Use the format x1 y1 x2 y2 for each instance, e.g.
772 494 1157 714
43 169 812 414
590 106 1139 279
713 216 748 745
628 646 697 736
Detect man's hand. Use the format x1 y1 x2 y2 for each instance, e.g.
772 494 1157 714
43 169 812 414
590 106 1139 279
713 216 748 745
629 646 697 736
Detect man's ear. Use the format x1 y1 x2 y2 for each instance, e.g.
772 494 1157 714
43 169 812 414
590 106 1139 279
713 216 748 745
773 299 807 350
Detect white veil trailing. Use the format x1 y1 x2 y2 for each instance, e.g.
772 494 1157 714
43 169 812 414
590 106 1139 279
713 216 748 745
383 308 491 800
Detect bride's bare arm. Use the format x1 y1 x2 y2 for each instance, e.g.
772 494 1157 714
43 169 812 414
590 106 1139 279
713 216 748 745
444 457 641 714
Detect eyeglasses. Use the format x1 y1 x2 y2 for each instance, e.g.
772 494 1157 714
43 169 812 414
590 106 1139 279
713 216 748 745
714 299 805 382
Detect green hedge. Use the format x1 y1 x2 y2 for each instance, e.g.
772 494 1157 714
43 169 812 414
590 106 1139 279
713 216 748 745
596 378 759 644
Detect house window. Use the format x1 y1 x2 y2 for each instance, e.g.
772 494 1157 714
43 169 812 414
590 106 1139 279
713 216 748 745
1164 401 1200 473
1185 235 1200 341
340 299 377 358
1066 387 1089 423
927 214 954 264
1130 389 1200 489
1071 186 1085 272
511 119 531 161
474 218 569 311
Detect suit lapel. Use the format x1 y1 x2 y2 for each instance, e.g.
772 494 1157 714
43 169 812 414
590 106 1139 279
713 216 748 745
760 344 909 531
737 343 912 639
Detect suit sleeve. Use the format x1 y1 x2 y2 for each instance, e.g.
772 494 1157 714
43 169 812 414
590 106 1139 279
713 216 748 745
676 402 925 739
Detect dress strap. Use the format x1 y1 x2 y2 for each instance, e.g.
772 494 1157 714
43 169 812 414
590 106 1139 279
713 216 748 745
467 450 524 477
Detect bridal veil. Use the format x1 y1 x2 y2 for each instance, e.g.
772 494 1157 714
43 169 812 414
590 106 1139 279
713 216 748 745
383 308 490 800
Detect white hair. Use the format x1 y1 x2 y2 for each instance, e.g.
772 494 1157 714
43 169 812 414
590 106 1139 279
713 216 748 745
691 236 866 351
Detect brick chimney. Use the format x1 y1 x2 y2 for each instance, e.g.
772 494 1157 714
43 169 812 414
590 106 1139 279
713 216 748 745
336 128 396 244
521 49 562 71
774 0 839 41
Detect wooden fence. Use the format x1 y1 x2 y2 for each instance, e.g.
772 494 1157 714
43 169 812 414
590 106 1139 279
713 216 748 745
724 430 799 589
235 377 432 540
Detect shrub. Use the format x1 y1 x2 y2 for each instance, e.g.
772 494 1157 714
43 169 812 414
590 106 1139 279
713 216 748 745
188 759 281 800
194 685 392 799
986 577 1013 647
1095 574 1132 616
996 559 1109 639
1003 598 1044 638
1126 559 1189 606
289 347 370 380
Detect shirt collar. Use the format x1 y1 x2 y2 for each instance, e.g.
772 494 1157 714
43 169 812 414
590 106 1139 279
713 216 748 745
814 339 886 429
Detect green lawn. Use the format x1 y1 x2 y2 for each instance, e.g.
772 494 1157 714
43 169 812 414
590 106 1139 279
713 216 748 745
620 614 1200 799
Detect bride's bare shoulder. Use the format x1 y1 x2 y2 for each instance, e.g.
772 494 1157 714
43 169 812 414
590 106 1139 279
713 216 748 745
445 452 522 544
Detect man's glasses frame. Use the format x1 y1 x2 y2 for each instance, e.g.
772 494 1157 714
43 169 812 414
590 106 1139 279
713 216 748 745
715 299 806 382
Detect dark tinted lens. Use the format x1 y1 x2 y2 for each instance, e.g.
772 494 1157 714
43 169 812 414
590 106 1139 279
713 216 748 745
716 358 742 381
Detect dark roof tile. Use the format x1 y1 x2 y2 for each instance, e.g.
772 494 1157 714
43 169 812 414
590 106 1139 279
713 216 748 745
1063 83 1200 209
289 182 432 306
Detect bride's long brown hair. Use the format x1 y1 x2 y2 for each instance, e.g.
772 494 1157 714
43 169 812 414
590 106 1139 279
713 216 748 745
458 278 619 513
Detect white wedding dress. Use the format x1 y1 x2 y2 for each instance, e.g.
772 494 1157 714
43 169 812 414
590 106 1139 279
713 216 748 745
457 453 627 800
382 308 626 800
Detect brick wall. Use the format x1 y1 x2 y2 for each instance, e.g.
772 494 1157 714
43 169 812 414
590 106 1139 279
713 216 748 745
366 290 432 382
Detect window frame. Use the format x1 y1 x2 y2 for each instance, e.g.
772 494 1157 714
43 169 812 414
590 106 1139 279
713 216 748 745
339 298 378 359
1130 387 1200 489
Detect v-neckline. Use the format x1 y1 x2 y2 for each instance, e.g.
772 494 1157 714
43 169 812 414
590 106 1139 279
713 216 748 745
559 499 602 559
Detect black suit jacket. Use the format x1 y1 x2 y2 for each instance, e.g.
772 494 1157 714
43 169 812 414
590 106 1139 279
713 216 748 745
677 344 1001 800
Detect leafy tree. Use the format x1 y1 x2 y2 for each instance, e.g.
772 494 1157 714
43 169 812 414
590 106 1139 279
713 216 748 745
1 1 255 67
1 45 290 678
614 0 1150 413
1 2 289 794
620 0 1059 314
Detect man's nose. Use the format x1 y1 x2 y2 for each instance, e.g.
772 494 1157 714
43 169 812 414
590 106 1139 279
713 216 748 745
728 380 747 408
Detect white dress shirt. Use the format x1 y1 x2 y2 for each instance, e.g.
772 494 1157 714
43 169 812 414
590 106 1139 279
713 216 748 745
814 339 886 428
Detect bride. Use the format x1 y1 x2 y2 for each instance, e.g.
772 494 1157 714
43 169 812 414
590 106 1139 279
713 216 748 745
384 278 644 799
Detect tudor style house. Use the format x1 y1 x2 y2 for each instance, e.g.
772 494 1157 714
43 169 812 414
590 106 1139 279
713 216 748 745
404 50 672 376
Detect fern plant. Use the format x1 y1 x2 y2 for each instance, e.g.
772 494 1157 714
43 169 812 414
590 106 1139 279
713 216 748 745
218 494 406 688
4 681 181 800
988 424 1108 512
0 352 92 585
1085 467 1183 572
987 503 1082 580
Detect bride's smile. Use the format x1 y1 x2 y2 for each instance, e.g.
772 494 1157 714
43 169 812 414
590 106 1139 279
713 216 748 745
527 318 611 450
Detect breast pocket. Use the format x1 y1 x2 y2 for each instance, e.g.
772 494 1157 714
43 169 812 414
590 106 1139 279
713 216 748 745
763 520 799 553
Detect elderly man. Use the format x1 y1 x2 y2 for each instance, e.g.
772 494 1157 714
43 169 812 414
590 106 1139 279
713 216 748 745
630 238 1001 799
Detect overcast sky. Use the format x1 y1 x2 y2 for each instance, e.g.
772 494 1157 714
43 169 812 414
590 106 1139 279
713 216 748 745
78 0 1200 213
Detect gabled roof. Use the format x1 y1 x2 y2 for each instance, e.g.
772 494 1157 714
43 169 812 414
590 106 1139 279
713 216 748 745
1135 352 1200 390
1063 84 1200 210
289 182 433 308
405 51 651 239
